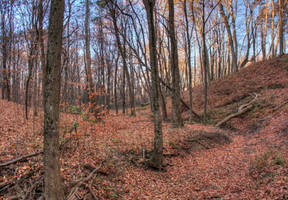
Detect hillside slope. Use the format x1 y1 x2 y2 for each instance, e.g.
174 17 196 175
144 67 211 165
0 55 288 199
180 55 288 131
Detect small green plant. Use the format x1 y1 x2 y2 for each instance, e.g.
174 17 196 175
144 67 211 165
73 121 79 129
105 188 119 199
68 105 81 114
254 152 271 171
205 118 215 125
273 153 285 166
89 118 97 124
82 114 88 121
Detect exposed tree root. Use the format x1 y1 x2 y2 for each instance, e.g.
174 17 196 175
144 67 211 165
216 93 258 127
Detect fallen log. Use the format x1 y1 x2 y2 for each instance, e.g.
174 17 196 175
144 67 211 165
0 151 43 168
272 99 288 112
216 93 258 127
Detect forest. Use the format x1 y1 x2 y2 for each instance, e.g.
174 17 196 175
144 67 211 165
0 0 287 199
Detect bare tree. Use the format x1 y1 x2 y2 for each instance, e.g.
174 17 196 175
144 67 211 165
168 0 183 128
218 2 238 72
43 0 65 199
183 0 194 123
278 0 285 56
143 0 163 169
0 1 11 101
85 0 95 97
109 2 136 116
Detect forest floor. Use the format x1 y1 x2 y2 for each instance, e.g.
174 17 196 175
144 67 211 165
1 55 288 199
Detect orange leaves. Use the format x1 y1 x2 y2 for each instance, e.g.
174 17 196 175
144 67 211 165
2 52 288 200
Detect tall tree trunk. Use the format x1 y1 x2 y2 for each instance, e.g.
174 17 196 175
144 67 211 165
12 43 20 102
1 4 10 101
270 0 276 57
25 0 38 120
43 0 65 199
168 0 183 128
110 6 135 116
263 0 269 60
33 56 38 116
107 58 111 110
39 0 46 101
202 1 209 123
25 47 35 119
128 48 136 116
114 54 119 114
155 16 168 121
85 0 94 96
230 0 238 65
122 63 126 114
239 1 251 68
278 0 284 56
184 0 194 123
143 0 163 169
218 3 238 72
62 0 72 105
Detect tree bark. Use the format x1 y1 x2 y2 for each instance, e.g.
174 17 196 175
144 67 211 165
39 0 46 102
143 0 163 169
239 0 251 68
114 54 119 114
218 3 238 72
1 3 10 101
168 0 183 128
85 0 94 96
270 0 276 57
43 0 65 199
202 1 209 123
278 0 284 56
184 0 194 123
110 6 135 116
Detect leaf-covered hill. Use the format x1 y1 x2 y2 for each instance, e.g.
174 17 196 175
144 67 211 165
0 55 288 199
179 55 288 132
